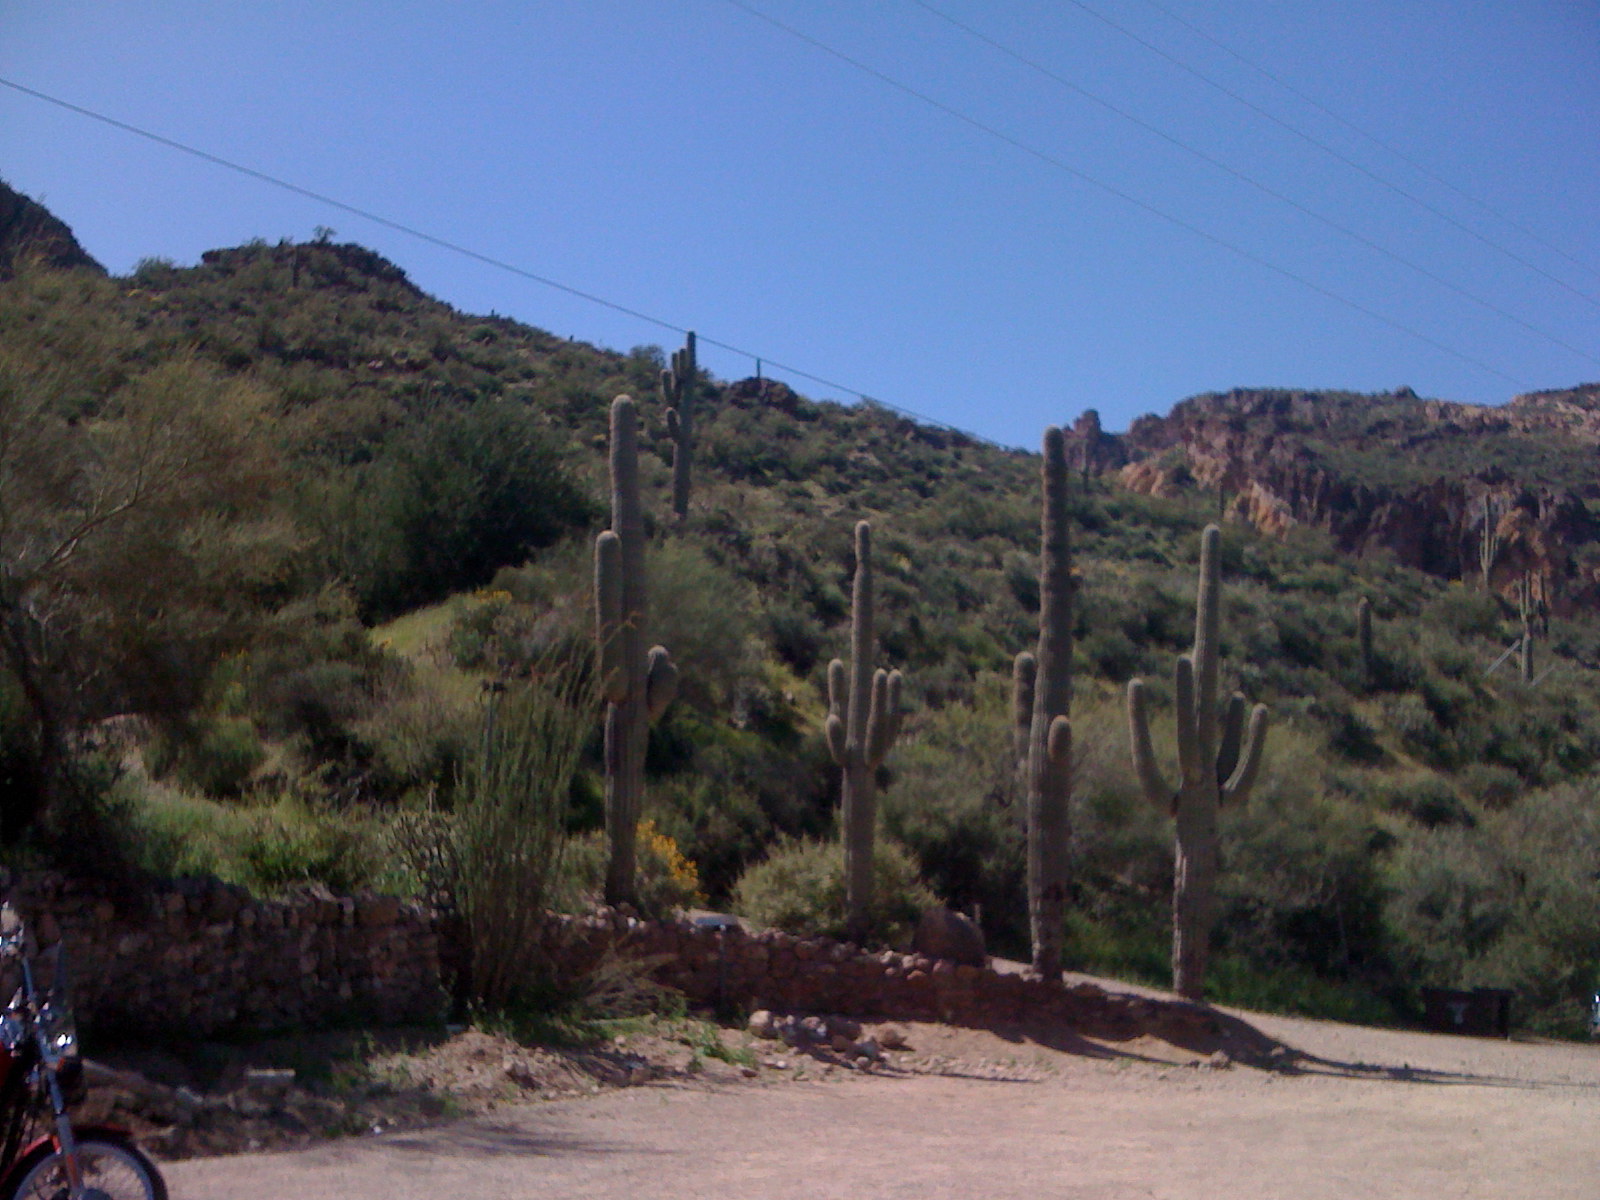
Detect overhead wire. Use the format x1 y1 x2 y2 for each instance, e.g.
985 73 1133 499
1058 0 1600 313
0 74 997 447
1136 0 1600 290
722 0 1526 388
907 0 1599 369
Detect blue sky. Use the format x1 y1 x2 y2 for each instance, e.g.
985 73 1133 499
2 1 1597 446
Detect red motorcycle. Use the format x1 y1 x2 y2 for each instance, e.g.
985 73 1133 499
0 903 165 1200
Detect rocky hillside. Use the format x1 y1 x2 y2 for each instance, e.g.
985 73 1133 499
0 179 104 277
1113 386 1600 612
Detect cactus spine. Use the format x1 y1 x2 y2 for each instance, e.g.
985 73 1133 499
594 396 678 908
825 520 904 940
662 331 697 521
1015 427 1074 979
1127 524 1268 1000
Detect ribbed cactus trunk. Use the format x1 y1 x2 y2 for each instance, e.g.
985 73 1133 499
1128 524 1268 1000
662 332 696 522
1014 427 1074 979
595 396 677 908
1517 574 1534 683
825 521 903 942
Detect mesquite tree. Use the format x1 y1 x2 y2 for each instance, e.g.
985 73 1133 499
1127 524 1268 1000
825 520 904 940
661 331 697 522
594 396 678 907
1012 426 1074 979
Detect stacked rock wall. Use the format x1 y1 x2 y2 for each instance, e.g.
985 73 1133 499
10 873 443 1037
550 910 1222 1044
8 875 1214 1045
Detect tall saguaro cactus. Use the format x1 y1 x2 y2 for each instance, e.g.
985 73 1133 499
825 520 904 940
594 396 678 908
1516 573 1535 683
661 331 697 521
1012 427 1074 979
1127 524 1268 1000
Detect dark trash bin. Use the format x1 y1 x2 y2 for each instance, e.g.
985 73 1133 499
1421 986 1512 1037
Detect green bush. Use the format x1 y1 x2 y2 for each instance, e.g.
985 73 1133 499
731 836 936 947
564 819 707 917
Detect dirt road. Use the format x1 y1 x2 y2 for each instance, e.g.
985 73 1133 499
166 1006 1600 1200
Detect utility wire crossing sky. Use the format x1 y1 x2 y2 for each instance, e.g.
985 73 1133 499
2 1 1595 446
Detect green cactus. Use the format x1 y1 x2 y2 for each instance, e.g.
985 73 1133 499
1127 524 1268 1000
1478 494 1504 590
661 331 696 521
825 520 904 941
1013 426 1074 979
1517 573 1534 683
594 395 678 908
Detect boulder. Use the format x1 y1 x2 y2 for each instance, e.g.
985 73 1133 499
911 907 986 968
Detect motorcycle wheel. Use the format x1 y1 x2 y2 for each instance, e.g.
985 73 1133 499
2 1135 167 1200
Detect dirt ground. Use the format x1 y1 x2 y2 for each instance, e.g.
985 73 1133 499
162 995 1600 1200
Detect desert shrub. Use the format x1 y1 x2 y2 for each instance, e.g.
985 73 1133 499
1382 779 1600 1035
234 800 374 892
1375 773 1475 828
731 836 936 947
1422 585 1502 640
881 678 1026 952
565 819 707 916
129 783 380 895
1219 729 1387 979
144 714 267 800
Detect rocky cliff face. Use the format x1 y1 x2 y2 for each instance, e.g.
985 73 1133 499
1110 386 1600 611
0 180 104 277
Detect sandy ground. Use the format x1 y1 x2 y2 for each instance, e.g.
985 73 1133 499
164 996 1600 1200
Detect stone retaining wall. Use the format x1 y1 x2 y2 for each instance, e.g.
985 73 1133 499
553 909 1223 1045
9 874 1214 1046
10 873 443 1036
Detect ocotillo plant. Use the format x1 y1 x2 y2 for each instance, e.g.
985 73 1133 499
661 331 697 521
1013 426 1074 979
824 520 904 941
594 395 678 908
1127 524 1268 1000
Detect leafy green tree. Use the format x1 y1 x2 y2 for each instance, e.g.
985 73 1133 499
0 278 288 835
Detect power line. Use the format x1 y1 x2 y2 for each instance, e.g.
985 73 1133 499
1138 0 1600 290
723 0 1526 387
0 74 994 447
908 0 1599 369
1060 0 1600 313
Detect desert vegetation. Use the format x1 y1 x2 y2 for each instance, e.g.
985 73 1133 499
4 218 1600 1036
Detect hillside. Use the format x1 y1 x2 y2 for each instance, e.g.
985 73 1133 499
2 182 1598 1034
1116 385 1600 606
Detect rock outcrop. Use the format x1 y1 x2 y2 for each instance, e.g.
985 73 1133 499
1114 386 1600 611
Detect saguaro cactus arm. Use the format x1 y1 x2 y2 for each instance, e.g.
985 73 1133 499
1127 678 1171 810
1012 652 1036 769
825 658 849 763
865 668 903 766
1221 704 1269 804
645 646 678 720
